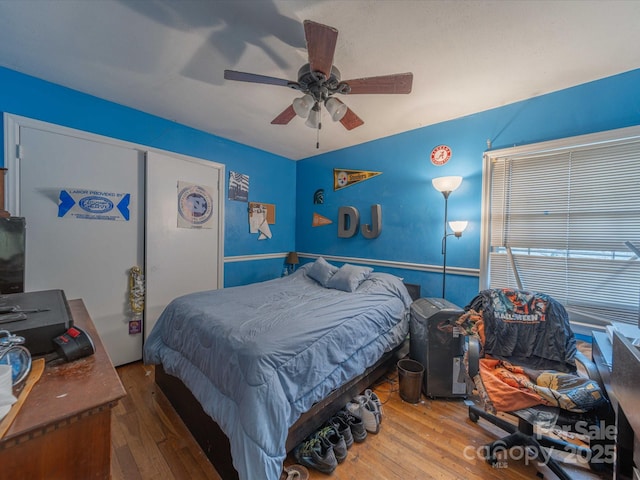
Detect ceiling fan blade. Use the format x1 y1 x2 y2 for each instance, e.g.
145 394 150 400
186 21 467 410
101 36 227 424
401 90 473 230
339 107 364 131
343 72 413 94
303 20 338 79
271 105 297 125
224 70 295 88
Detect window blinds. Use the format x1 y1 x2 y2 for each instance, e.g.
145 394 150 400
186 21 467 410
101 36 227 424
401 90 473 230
488 133 640 327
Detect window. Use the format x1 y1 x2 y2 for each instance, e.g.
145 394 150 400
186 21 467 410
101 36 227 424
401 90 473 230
481 126 640 328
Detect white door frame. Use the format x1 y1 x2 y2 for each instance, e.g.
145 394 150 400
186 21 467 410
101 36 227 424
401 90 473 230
3 113 225 311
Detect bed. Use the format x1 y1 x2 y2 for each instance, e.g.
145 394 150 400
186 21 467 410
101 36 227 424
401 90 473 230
143 259 414 480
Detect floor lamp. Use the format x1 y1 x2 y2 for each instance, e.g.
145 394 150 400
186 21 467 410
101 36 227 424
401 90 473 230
432 176 467 298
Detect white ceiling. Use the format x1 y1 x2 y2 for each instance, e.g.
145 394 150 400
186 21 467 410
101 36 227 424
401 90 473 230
1 0 639 160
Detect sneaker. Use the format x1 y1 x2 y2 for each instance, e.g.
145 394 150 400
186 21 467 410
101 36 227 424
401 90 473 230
336 408 367 442
327 414 354 448
346 396 381 434
280 464 309 480
314 425 348 463
364 389 383 422
293 437 337 474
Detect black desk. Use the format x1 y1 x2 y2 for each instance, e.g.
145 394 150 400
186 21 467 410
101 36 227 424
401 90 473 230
592 330 640 480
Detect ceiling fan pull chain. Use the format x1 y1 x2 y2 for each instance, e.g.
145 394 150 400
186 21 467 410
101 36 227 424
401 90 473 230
316 108 322 149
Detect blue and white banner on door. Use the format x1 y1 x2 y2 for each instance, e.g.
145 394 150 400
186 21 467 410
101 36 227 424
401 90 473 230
58 189 131 221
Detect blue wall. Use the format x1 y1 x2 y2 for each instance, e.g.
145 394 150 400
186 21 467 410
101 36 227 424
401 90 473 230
3 66 640 301
0 67 296 286
296 68 640 307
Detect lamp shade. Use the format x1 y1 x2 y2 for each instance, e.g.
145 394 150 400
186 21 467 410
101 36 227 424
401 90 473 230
325 97 347 122
448 221 468 234
285 251 299 265
432 176 463 193
305 103 321 128
293 94 314 118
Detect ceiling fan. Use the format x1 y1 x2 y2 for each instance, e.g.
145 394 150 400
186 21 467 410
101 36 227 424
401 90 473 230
223 20 413 132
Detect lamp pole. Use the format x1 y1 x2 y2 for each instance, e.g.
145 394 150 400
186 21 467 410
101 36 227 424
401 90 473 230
441 191 451 299
432 176 464 300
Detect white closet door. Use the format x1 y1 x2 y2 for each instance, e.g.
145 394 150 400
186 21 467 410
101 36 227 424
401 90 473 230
18 126 144 366
144 151 223 338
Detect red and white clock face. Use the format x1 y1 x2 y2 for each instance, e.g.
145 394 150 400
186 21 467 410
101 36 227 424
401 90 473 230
430 145 452 166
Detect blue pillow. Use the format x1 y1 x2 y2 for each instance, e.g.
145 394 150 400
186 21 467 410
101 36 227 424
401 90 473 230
326 264 373 292
307 257 339 287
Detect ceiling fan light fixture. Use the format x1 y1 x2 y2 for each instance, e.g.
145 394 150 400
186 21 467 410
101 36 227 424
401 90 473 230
292 94 314 118
325 97 347 122
225 20 413 133
305 102 321 128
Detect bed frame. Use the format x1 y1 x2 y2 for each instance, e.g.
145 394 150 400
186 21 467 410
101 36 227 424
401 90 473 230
155 341 408 479
154 283 419 480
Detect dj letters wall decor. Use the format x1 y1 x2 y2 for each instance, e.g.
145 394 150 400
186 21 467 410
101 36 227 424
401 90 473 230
338 204 382 239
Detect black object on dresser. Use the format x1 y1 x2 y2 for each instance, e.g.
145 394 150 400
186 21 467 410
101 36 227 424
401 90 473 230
0 289 72 355
0 217 25 294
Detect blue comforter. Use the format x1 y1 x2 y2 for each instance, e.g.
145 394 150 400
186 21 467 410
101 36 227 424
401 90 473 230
144 265 412 480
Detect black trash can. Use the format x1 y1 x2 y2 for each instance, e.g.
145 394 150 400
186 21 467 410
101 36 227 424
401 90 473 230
397 358 424 403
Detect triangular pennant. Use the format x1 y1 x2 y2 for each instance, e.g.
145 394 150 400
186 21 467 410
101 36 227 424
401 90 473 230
333 169 382 190
117 193 130 221
57 190 76 217
312 212 333 227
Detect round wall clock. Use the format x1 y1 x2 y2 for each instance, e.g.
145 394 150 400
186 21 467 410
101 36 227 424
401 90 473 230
430 145 452 166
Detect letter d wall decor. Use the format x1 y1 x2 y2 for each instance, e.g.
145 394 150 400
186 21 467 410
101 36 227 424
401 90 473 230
338 205 382 239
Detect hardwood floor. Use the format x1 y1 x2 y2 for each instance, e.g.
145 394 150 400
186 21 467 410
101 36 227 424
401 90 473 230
111 362 221 480
111 353 606 480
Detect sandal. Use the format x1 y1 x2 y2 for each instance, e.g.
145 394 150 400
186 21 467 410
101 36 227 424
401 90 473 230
280 464 310 480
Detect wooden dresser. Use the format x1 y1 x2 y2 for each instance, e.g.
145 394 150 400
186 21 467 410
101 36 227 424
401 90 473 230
0 298 126 479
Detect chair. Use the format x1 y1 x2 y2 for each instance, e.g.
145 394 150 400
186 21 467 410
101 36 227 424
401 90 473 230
459 288 612 480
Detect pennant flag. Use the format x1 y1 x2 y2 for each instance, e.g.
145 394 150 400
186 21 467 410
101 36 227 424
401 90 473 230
333 169 382 190
312 212 333 227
